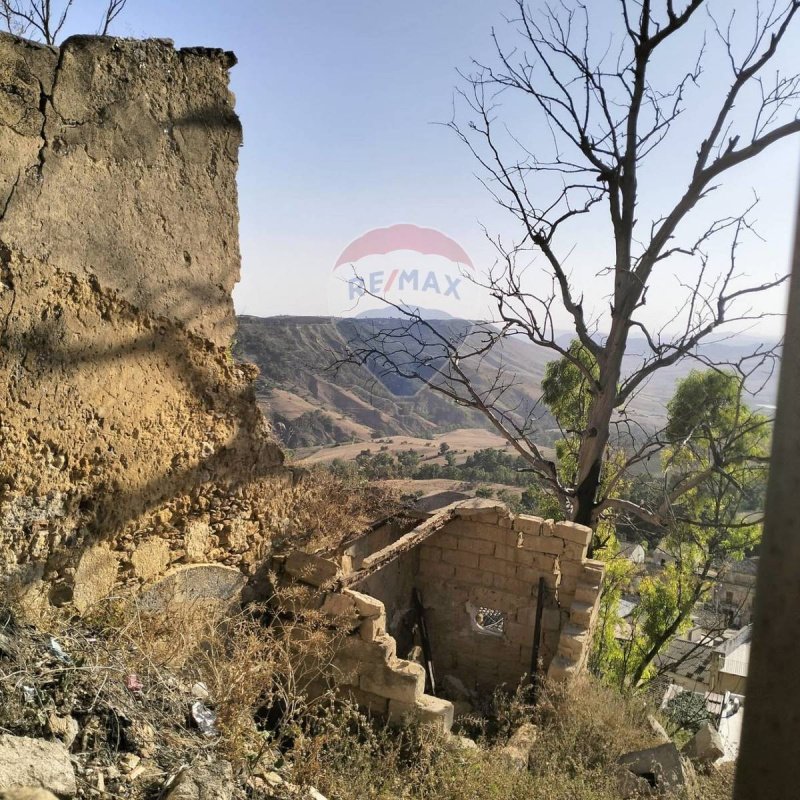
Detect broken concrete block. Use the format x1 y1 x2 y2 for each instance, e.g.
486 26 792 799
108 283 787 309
338 633 396 663
0 735 77 797
164 759 234 800
339 685 390 716
138 564 245 615
360 659 425 704
0 790 60 800
617 742 688 794
453 735 479 750
682 722 725 763
285 551 340 587
614 764 654 799
388 694 454 732
359 611 387 642
320 592 357 618
330 655 362 686
547 654 579 682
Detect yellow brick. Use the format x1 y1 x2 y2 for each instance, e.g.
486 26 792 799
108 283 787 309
432 531 460 550
520 535 564 555
513 514 544 534
493 574 533 596
442 549 480 569
419 560 455 580
419 545 441 562
478 554 515 578
445 521 495 541
493 543 518 562
516 564 542 584
455 564 487 585
554 521 592 547
459 537 495 555
505 621 535 645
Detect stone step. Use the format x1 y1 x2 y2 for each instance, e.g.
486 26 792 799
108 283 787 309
388 694 454 733
575 583 600 604
569 600 595 627
547 654 579 681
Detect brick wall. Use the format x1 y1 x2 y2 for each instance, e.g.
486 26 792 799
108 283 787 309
280 500 605 728
416 503 603 690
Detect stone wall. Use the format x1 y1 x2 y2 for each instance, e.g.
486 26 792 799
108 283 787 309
280 501 606 729
0 34 289 609
416 504 604 689
282 551 454 732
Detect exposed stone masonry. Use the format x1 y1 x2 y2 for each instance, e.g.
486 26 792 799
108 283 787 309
0 33 289 608
280 501 605 732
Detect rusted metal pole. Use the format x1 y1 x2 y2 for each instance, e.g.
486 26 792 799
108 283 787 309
412 587 437 696
530 577 546 699
734 176 800 799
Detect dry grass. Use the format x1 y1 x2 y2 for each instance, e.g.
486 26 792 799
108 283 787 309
1 586 734 800
695 763 736 800
270 467 403 553
285 676 664 800
0 585 351 797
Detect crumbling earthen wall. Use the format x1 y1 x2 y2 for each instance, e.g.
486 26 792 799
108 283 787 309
0 33 289 609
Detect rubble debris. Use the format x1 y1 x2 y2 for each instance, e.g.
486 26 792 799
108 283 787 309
617 742 689 795
47 638 70 664
500 723 539 771
614 764 654 799
46 713 79 748
163 760 234 800
646 715 671 744
190 701 218 737
682 721 725 764
0 735 77 797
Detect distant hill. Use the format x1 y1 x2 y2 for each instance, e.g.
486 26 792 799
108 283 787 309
234 315 779 450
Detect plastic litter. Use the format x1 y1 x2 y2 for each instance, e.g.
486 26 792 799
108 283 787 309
49 637 71 663
191 681 210 700
125 674 144 693
190 700 217 737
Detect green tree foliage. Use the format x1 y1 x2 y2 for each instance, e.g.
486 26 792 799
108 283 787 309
663 691 711 737
597 370 770 687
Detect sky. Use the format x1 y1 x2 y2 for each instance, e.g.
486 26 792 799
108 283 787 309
59 1 799 338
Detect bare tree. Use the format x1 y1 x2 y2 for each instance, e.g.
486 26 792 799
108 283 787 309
0 0 128 44
338 0 800 538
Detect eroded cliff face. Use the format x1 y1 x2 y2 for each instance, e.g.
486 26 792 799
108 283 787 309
0 34 289 609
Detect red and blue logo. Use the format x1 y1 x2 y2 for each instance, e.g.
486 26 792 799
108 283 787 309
329 223 476 318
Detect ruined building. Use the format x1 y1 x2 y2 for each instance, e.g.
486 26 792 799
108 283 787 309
278 500 604 730
0 33 604 733
0 34 289 608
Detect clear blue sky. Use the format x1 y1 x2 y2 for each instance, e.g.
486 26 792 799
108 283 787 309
65 1 798 337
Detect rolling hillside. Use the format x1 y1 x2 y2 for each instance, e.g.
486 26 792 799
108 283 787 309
234 314 779 453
